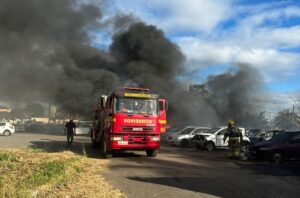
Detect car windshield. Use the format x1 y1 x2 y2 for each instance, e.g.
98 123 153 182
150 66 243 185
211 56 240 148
205 128 221 134
115 98 157 115
249 131 262 137
172 127 185 133
179 127 195 134
270 132 300 142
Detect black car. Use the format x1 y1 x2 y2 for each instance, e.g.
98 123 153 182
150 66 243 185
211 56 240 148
250 131 300 163
249 130 285 145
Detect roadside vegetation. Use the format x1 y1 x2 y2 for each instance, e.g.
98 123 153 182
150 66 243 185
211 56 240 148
0 148 124 198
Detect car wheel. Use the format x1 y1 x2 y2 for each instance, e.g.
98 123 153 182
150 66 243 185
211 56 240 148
3 130 11 136
272 151 283 164
241 141 249 152
180 139 189 147
204 141 215 151
146 149 158 157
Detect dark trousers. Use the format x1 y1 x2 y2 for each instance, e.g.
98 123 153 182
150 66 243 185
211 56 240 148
67 132 74 146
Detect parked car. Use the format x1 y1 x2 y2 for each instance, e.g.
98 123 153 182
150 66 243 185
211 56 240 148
246 129 264 137
250 131 300 163
167 126 210 147
249 130 285 145
192 127 250 151
161 126 184 143
0 122 15 136
75 121 91 135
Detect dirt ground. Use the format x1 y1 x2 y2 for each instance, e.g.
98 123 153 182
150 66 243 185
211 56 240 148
1 132 300 198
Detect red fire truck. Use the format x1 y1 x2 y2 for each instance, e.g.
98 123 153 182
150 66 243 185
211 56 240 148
91 87 167 158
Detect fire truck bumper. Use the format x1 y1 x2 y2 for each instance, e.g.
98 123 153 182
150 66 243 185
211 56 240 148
110 135 160 150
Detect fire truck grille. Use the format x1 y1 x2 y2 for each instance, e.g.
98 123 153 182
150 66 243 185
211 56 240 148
122 126 154 132
128 135 147 144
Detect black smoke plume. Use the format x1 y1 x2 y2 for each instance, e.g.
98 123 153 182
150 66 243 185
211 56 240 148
0 0 264 126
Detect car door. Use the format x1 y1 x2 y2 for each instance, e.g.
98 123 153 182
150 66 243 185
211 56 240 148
216 129 227 147
191 128 205 141
0 123 5 134
287 133 300 158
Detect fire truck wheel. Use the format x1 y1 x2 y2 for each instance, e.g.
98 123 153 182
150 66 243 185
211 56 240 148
91 139 97 149
146 149 158 157
100 140 112 158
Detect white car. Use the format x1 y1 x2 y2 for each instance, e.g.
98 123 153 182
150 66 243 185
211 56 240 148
192 126 250 151
75 122 91 135
167 126 210 147
0 122 15 136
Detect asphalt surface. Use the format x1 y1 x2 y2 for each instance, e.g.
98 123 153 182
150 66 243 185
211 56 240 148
1 132 300 198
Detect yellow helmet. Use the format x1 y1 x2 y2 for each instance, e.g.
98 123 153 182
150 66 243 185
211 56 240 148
228 119 235 126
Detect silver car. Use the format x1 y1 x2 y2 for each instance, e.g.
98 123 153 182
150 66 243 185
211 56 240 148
75 121 91 135
167 126 210 147
161 126 185 143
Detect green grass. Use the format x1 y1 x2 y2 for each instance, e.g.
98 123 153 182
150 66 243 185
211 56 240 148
0 149 124 198
26 160 66 187
0 152 16 161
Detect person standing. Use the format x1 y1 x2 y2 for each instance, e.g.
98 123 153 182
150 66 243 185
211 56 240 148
64 119 76 147
223 120 243 159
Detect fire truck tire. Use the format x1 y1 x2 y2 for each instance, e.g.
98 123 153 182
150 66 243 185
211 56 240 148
100 139 112 158
91 139 98 149
146 149 158 157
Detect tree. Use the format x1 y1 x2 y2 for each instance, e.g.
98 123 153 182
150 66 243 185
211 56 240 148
273 109 300 130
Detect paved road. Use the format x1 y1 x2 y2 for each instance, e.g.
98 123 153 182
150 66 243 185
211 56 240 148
1 132 300 198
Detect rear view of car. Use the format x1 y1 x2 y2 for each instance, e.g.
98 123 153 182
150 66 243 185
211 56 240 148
75 121 91 135
0 122 15 136
250 131 300 163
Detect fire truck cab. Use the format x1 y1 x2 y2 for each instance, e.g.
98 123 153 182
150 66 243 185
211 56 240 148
91 87 167 158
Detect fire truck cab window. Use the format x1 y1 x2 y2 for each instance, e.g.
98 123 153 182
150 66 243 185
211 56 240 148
115 98 157 115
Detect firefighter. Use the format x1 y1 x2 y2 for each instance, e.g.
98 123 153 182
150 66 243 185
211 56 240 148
64 119 76 147
223 120 243 159
120 102 128 113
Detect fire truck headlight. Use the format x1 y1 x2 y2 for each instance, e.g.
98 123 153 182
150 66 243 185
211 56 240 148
112 136 122 141
151 136 160 141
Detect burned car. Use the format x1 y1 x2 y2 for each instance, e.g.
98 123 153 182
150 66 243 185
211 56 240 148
167 126 210 147
192 127 250 151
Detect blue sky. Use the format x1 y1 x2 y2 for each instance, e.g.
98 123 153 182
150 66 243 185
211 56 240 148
95 0 300 110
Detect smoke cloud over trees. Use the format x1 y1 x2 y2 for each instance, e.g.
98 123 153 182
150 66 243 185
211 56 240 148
0 0 267 126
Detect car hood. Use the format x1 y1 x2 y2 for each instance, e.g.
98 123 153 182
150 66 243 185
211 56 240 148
253 140 273 147
199 133 214 137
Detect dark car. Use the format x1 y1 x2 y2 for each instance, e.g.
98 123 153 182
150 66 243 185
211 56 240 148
250 131 300 163
249 130 285 145
246 129 264 137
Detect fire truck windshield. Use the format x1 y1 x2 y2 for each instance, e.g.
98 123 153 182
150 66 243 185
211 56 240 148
114 98 157 115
